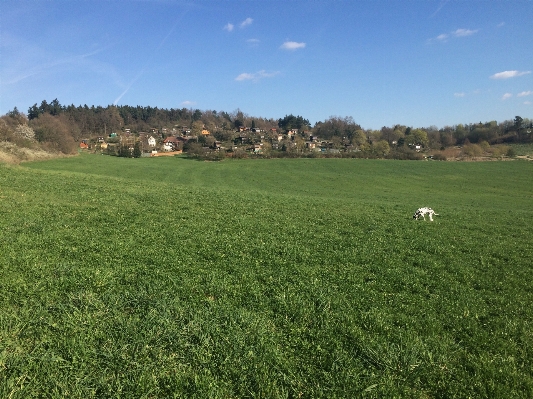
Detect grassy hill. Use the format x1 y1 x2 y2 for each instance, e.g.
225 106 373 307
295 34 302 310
1 155 533 398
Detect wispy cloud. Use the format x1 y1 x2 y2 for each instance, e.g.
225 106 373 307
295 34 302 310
517 91 532 97
452 28 478 37
524 101 532 105
280 41 306 50
240 18 253 28
246 38 260 47
181 100 196 107
497 22 505 28
223 23 234 32
502 93 512 100
490 70 531 79
454 92 466 97
235 70 280 82
4 45 112 85
429 28 478 43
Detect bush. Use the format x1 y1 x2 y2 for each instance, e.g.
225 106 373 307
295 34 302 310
432 153 447 161
30 114 76 154
388 146 424 160
461 143 484 157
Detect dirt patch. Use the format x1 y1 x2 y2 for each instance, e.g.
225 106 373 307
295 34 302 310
150 150 183 157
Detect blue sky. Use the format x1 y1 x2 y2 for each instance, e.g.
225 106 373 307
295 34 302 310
1 0 532 129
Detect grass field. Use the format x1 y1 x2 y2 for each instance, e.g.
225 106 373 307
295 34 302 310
1 154 533 398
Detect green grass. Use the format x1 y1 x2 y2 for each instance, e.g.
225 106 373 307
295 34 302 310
1 154 533 398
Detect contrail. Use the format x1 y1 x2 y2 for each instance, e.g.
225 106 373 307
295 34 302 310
430 0 449 18
113 68 146 105
113 7 189 105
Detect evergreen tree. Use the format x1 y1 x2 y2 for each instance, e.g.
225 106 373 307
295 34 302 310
133 142 142 158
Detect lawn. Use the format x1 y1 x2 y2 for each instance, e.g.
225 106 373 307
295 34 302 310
1 155 532 398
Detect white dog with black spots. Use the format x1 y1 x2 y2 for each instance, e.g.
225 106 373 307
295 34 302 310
413 207 439 221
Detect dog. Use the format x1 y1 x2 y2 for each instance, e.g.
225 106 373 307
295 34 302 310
413 207 439 221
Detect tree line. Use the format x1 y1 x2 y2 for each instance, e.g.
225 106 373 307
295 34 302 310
1 99 531 158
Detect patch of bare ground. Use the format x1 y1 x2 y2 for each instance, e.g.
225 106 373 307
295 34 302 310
150 150 183 157
431 147 526 161
0 142 72 164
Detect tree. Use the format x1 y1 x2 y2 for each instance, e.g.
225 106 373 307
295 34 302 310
278 114 310 131
192 109 203 121
29 113 76 154
28 104 41 120
351 129 367 147
514 116 523 130
313 116 361 140
405 128 429 147
372 140 390 157
133 141 142 158
191 120 204 137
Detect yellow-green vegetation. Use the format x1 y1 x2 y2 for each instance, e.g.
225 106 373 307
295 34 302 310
1 155 533 398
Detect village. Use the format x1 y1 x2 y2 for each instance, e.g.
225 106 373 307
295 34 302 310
79 125 363 158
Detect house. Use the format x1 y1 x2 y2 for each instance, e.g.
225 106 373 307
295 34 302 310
162 136 180 151
235 134 249 145
249 143 263 153
147 136 157 147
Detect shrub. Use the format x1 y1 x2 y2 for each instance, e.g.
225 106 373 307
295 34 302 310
388 146 424 160
461 143 484 157
30 114 77 154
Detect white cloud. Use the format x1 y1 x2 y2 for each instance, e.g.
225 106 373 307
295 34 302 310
454 92 466 97
181 100 196 106
452 28 478 37
490 70 532 79
430 28 478 43
240 18 253 28
246 39 260 47
502 93 512 100
517 91 532 97
235 70 280 82
223 23 234 32
524 101 532 105
497 22 505 28
280 41 306 50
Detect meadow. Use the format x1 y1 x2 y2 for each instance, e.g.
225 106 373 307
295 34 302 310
1 154 532 398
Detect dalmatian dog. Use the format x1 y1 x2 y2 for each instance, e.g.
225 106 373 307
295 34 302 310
413 207 439 221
